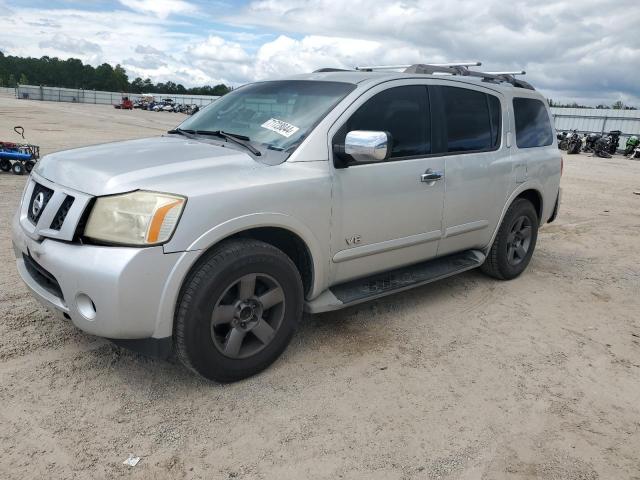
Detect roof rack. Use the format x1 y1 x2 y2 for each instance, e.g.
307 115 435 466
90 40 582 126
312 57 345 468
314 62 534 90
355 62 481 71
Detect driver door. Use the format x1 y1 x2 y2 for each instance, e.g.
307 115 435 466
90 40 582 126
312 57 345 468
329 83 445 284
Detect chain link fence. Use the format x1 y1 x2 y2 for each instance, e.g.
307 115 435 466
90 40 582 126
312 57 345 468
0 87 16 98
551 107 640 145
16 85 219 107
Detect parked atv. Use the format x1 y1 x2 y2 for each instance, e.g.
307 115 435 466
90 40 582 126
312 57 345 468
0 127 40 175
593 136 612 158
566 130 582 154
607 130 621 155
557 131 569 150
583 133 601 153
624 135 639 156
114 96 133 110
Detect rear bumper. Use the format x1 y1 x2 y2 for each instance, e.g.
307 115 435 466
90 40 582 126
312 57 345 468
548 188 561 223
11 210 199 341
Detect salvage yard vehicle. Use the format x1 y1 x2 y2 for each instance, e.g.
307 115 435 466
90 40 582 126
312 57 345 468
113 96 133 110
12 62 562 382
625 135 639 156
566 130 582 154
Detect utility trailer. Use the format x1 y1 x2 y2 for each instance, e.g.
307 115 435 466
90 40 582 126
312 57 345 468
0 127 40 175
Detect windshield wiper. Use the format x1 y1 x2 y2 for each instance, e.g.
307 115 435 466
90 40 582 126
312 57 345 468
167 128 197 139
167 128 262 156
192 130 262 156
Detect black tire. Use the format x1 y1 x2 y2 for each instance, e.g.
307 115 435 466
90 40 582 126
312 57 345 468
25 160 35 173
0 159 11 172
175 239 304 382
11 162 24 175
481 198 539 280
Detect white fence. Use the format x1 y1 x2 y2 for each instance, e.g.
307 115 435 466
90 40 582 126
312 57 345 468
15 85 219 107
551 107 640 144
0 86 16 98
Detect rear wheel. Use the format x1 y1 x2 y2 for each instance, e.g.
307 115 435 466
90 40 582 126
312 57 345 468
25 160 35 173
11 162 24 175
0 159 10 172
481 198 539 280
175 239 304 382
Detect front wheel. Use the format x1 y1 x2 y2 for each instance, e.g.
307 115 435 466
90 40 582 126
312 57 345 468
0 159 11 172
175 239 304 382
481 198 539 280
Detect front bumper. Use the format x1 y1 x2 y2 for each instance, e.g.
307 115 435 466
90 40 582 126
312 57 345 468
12 211 198 340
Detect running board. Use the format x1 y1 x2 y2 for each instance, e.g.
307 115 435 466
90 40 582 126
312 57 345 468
305 250 485 313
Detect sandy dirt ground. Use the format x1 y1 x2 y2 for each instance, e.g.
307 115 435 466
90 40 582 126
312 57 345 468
1 97 639 479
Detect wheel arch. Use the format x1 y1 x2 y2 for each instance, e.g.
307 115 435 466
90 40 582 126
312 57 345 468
225 227 314 297
516 188 543 221
152 214 326 339
186 213 325 297
484 185 544 254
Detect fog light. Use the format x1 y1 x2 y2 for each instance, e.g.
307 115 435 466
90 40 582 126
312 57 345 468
76 293 97 320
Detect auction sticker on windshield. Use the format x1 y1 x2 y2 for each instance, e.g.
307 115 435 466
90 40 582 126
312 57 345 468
261 118 300 138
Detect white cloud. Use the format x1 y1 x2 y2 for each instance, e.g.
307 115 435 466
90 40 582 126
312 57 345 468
38 33 102 56
187 36 250 63
118 0 197 19
0 0 638 105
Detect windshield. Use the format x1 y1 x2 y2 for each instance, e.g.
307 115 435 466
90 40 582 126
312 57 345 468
178 80 355 154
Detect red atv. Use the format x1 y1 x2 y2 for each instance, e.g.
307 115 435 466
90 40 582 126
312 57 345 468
114 96 134 110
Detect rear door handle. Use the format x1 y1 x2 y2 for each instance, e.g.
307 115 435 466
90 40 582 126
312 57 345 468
420 170 443 183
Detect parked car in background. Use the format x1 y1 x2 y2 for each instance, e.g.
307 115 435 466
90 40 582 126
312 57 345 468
12 63 561 382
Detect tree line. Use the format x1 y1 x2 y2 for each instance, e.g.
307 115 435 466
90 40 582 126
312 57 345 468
548 98 637 110
0 51 230 96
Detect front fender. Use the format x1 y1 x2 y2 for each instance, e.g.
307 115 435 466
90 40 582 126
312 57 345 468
152 213 327 339
188 212 328 299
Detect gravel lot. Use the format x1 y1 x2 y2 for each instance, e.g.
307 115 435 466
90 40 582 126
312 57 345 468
1 97 639 479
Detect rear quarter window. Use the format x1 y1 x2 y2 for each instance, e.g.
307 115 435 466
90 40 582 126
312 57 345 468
513 97 553 148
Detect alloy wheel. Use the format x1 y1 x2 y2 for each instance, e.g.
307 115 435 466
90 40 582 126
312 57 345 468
210 273 285 359
506 215 533 266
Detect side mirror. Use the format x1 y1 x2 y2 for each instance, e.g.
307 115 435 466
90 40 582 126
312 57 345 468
343 130 391 163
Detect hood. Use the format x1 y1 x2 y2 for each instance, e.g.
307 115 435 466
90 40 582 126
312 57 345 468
34 136 263 196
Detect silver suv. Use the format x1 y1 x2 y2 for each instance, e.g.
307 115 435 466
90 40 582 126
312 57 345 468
12 63 561 381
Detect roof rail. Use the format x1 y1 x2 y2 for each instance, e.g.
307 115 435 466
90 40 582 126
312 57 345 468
402 63 533 90
314 61 534 90
355 62 481 71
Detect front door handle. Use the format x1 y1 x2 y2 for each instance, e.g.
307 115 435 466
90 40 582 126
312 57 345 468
420 169 443 183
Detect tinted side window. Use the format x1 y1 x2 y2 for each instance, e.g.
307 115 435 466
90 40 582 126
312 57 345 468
488 94 502 147
343 86 430 158
513 97 553 148
442 86 494 152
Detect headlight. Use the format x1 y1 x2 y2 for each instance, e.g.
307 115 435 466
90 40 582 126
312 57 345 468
84 191 186 246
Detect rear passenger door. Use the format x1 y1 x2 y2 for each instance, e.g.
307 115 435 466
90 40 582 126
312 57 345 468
433 84 512 256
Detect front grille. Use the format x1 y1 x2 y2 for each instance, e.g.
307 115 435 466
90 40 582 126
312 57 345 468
23 253 64 301
28 183 54 224
50 195 75 230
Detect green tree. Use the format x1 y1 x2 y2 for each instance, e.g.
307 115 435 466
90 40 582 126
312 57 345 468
0 50 232 97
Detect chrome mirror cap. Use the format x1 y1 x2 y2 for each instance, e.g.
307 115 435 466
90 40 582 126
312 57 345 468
344 130 391 163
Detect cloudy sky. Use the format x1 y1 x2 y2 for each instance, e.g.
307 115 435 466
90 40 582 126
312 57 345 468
0 0 638 106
